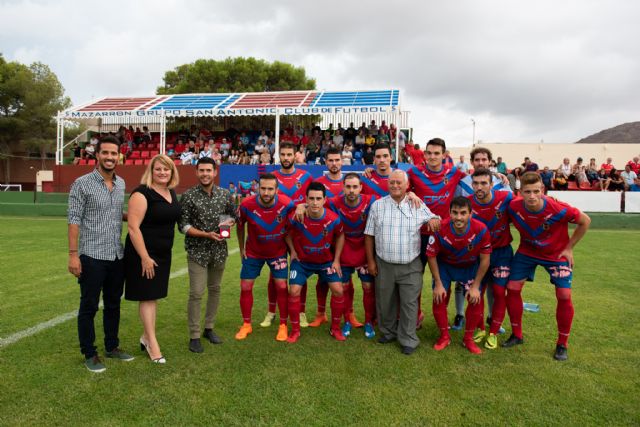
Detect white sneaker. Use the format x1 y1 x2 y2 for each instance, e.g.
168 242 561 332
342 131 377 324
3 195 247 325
299 312 309 328
260 312 275 327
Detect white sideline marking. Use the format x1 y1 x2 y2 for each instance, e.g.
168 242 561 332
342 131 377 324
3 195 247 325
0 248 239 349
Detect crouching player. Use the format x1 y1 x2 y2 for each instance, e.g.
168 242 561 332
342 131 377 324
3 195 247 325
467 168 514 349
285 182 346 343
427 197 491 354
236 173 295 341
505 172 590 361
328 173 378 338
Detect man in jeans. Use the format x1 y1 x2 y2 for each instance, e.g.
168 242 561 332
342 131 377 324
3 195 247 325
68 135 134 373
179 157 237 353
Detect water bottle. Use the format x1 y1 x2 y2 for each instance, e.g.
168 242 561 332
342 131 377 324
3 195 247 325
523 302 540 313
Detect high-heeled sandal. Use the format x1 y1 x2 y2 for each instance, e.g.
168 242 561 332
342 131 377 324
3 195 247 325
140 337 166 364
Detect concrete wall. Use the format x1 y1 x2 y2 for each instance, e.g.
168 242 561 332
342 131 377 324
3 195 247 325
448 143 639 170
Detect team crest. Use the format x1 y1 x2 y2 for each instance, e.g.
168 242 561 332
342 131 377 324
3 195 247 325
495 211 503 219
276 215 283 223
296 182 302 189
467 244 474 251
543 223 550 230
323 229 329 236
360 212 367 220
443 177 449 184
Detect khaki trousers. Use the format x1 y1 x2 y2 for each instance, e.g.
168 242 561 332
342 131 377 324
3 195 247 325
187 260 225 339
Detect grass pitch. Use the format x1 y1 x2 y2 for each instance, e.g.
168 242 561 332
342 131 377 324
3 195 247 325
0 215 639 426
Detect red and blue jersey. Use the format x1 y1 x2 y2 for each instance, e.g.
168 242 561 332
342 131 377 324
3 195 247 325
238 194 294 259
508 196 581 262
328 194 377 267
316 175 344 198
288 208 343 264
468 190 513 248
360 171 390 198
273 168 313 205
426 218 492 267
407 165 465 228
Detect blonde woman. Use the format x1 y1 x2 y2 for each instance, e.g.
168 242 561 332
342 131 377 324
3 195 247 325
124 154 181 364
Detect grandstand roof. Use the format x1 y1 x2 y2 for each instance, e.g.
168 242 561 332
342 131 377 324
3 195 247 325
62 89 400 119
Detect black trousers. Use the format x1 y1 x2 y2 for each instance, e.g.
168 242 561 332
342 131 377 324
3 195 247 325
77 255 124 358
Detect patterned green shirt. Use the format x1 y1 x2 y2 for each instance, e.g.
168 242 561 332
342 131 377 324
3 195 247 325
179 184 237 267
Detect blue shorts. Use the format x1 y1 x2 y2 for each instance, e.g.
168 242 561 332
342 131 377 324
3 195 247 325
289 260 342 286
509 252 572 289
341 266 374 284
240 256 289 280
484 245 514 287
432 262 482 292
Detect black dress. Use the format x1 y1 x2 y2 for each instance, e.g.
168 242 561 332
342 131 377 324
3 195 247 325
124 185 181 301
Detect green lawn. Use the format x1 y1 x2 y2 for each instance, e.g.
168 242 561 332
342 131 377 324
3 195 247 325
0 216 639 426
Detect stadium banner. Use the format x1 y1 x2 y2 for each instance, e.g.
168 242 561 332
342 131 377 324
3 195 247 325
547 191 621 213
64 106 398 119
624 191 640 213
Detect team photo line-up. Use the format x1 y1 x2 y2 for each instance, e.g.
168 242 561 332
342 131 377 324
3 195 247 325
68 135 590 373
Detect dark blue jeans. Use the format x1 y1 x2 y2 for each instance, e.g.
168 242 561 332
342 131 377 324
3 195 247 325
77 255 124 358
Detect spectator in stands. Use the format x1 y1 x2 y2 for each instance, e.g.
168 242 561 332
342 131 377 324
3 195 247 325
355 129 366 152
572 158 588 185
326 123 335 136
363 146 374 165
358 122 368 135
540 166 554 192
220 138 231 159
188 139 197 154
199 127 211 140
489 160 498 173
345 122 357 143
443 150 454 168
553 167 568 190
586 158 599 184
621 165 638 191
455 155 470 174
266 139 275 158
608 168 624 191
199 143 212 159
259 149 271 165
295 146 306 164
228 149 239 165
558 158 572 180
406 143 426 169
142 126 152 143
368 120 378 136
378 128 390 144
180 150 195 165
379 120 389 135
523 157 539 172
601 158 614 176
299 130 309 148
333 129 344 148
84 142 96 159
341 144 353 165
598 168 609 191
365 133 376 148
507 167 522 193
627 156 640 174
71 143 82 165
295 125 305 139
211 148 222 165
496 157 507 174
254 138 266 156
124 126 134 150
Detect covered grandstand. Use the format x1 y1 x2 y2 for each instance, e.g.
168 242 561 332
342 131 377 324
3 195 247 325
56 89 409 165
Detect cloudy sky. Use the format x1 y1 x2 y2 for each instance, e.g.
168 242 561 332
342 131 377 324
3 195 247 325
1 0 638 146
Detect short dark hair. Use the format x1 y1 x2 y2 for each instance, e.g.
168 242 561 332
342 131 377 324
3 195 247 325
196 157 217 169
96 135 120 153
343 172 361 183
373 143 391 155
307 181 326 196
427 138 446 152
450 196 471 212
472 167 493 180
326 147 341 157
470 147 492 162
279 142 295 153
259 172 278 185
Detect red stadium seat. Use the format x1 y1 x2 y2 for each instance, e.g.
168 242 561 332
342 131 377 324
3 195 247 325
579 182 592 190
138 143 147 150
144 159 151 165
129 151 140 159
140 151 150 159
125 159 134 165
150 150 159 157
78 159 87 165
147 143 155 150
567 181 579 191
134 159 144 165
173 159 181 165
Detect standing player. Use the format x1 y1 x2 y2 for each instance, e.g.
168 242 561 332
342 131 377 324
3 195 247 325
426 197 492 354
236 173 295 341
361 144 393 198
328 173 378 338
504 172 591 361
466 168 514 349
453 147 511 330
261 143 313 328
285 182 346 343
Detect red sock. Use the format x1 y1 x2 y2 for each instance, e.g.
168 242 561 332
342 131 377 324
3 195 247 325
556 288 574 346
505 282 524 339
432 292 450 338
464 300 483 341
476 288 486 330
288 295 300 333
330 294 344 330
240 280 253 323
267 275 277 314
275 280 288 325
342 282 353 322
300 283 307 313
363 286 376 324
316 279 328 314
489 284 507 335
347 278 355 314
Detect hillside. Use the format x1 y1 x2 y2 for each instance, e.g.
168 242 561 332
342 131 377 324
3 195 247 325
576 121 640 144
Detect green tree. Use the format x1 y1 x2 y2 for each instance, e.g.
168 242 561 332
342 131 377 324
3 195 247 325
0 55 71 153
157 57 316 94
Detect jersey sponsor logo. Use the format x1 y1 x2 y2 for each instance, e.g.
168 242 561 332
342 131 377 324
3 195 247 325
492 266 510 279
549 265 572 278
270 257 288 271
428 235 436 245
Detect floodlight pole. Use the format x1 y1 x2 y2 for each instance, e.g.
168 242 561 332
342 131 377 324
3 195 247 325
274 107 281 164
471 118 476 146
